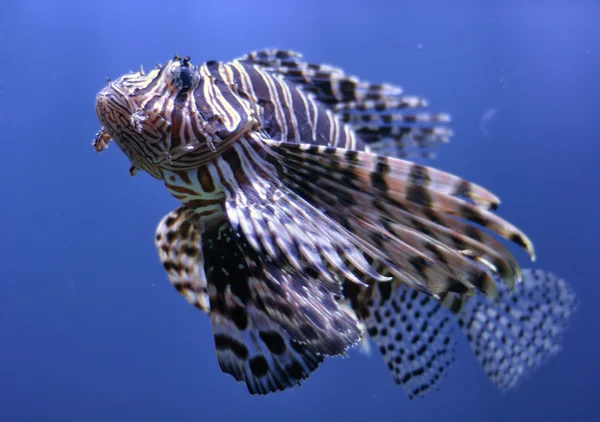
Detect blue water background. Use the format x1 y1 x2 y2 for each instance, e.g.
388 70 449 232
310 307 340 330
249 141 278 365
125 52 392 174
1 1 599 421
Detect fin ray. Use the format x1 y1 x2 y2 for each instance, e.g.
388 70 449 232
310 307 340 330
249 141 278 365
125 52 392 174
268 141 532 298
155 206 209 312
238 49 450 158
358 282 456 399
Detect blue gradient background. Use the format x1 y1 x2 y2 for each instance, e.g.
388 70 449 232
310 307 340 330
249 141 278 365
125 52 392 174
1 1 598 421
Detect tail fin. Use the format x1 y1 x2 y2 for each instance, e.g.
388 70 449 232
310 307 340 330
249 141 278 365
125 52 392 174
357 269 576 398
456 268 577 390
356 281 456 399
238 49 451 158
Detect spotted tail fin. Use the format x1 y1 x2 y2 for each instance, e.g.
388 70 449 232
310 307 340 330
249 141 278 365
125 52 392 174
356 269 576 398
238 49 451 158
354 281 456 399
455 268 577 390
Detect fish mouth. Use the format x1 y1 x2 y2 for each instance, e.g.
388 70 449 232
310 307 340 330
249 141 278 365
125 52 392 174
94 85 165 179
93 58 190 178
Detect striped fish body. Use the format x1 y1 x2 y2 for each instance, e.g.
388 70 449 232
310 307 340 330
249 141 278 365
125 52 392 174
94 50 575 396
96 56 366 224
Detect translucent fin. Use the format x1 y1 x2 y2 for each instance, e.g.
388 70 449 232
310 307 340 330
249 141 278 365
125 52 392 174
456 269 577 390
238 49 451 158
220 138 396 287
272 143 503 209
352 216 499 299
269 141 534 298
208 219 363 359
280 167 519 294
360 282 456 399
203 221 328 394
155 208 342 394
224 188 391 287
373 199 522 288
348 268 575 397
340 105 452 159
155 206 209 312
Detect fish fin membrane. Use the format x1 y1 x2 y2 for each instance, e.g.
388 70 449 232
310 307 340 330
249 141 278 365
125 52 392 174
155 206 210 312
353 268 575 396
455 268 577 390
358 281 456 399
204 219 333 394
270 141 534 298
156 206 328 394
238 49 451 158
222 137 397 289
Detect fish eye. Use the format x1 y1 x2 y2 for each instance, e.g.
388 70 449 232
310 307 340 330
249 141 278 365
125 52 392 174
168 56 195 90
179 57 195 90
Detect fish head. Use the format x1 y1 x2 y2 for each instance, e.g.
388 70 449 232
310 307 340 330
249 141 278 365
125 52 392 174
95 56 257 179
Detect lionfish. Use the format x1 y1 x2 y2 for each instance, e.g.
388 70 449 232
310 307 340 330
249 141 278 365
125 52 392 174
93 49 575 397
